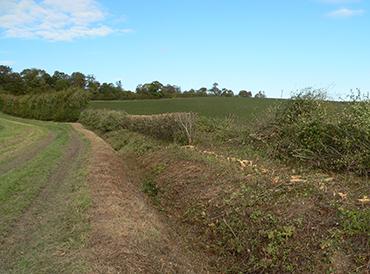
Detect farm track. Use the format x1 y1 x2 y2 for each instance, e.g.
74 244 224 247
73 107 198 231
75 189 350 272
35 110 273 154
73 123 209 274
0 114 209 273
0 125 86 272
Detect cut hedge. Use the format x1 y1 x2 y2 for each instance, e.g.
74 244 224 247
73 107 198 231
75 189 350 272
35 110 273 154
79 109 196 144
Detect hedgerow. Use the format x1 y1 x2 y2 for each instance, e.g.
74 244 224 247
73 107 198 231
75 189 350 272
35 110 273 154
79 109 196 144
0 88 89 122
254 89 370 175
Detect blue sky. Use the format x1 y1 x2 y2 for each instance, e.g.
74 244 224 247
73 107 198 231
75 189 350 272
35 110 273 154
0 0 369 98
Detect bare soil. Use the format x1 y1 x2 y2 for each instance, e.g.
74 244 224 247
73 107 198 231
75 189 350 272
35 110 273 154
72 123 210 274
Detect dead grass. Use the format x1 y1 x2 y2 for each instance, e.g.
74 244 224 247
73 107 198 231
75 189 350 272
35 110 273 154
73 123 211 273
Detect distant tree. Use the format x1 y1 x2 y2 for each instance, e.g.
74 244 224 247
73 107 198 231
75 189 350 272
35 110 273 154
183 89 196 97
52 71 71 91
239 90 252 98
197 87 208 97
254 90 266 98
70 72 86 89
20 68 51 93
136 81 164 97
210 82 221 96
221 88 234 97
86 74 100 93
0 65 24 94
115 80 123 91
161 84 181 98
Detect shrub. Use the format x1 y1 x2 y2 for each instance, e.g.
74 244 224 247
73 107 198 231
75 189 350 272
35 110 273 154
79 109 197 144
254 89 370 175
0 88 89 122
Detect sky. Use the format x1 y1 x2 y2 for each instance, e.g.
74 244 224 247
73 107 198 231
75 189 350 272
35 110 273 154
0 0 369 99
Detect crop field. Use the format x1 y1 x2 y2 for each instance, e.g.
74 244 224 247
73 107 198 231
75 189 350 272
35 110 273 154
90 97 282 121
0 113 90 273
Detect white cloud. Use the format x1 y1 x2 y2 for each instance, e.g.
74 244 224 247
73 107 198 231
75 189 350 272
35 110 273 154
0 0 131 41
327 8 365 17
320 0 361 3
0 60 15 66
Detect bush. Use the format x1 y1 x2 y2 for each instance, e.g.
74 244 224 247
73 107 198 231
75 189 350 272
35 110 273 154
254 89 370 175
79 109 197 144
0 88 89 122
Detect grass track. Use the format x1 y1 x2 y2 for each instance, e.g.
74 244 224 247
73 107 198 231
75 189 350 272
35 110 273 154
0 113 91 273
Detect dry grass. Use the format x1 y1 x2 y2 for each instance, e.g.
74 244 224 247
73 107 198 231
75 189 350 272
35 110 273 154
73 123 210 273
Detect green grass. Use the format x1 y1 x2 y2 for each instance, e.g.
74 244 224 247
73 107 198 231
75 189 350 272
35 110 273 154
0 113 91 273
90 97 282 121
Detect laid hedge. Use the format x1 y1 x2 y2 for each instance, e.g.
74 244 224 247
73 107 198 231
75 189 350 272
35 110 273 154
254 90 370 175
79 109 196 144
0 89 89 122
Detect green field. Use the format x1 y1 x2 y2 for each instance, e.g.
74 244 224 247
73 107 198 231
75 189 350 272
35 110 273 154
0 113 91 273
90 97 282 121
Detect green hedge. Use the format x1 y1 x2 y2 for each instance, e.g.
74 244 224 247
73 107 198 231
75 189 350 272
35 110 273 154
79 109 196 144
0 89 89 122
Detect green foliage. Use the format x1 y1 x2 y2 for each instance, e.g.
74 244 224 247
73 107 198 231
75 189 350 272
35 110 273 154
79 109 196 144
141 178 159 198
255 89 370 174
0 89 89 122
79 109 127 132
339 208 370 237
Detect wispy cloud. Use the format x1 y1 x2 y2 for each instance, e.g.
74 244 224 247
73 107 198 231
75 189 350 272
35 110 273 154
327 8 365 17
0 0 132 41
320 0 362 3
0 60 15 66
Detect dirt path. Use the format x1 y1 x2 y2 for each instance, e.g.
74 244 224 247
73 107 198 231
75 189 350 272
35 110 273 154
72 123 209 274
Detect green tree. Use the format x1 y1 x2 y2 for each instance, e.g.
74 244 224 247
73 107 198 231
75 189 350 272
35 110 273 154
52 71 71 91
239 90 252 97
136 81 164 97
221 88 234 97
70 72 86 89
0 66 24 94
20 68 51 93
210 82 221 96
254 90 266 98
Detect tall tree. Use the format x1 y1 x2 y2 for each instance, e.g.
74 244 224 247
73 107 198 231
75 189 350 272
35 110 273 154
20 68 51 93
0 66 24 94
52 71 71 91
70 72 86 89
210 82 221 96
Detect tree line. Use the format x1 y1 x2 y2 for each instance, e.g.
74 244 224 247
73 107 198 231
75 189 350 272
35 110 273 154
0 66 266 100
